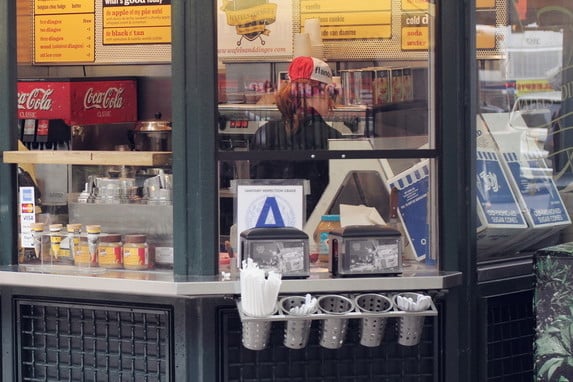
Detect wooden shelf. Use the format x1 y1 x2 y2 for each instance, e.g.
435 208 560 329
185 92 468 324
2 150 172 167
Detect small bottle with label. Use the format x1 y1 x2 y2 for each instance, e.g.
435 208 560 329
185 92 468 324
61 223 82 265
123 234 151 270
30 222 46 262
85 225 101 267
49 224 64 263
313 214 341 264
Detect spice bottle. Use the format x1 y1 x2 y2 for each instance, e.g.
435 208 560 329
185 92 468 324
59 223 81 265
313 214 341 264
123 234 151 270
86 225 101 266
74 236 93 267
30 222 45 260
49 224 64 261
97 234 123 269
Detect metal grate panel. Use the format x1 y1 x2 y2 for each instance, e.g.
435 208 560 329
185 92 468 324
16 298 171 382
486 290 534 382
219 307 437 382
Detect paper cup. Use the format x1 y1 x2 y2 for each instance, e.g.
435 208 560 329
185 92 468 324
293 33 311 57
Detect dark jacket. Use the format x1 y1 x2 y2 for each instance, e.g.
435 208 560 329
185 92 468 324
250 112 342 216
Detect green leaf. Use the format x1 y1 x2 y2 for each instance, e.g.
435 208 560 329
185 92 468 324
538 357 563 379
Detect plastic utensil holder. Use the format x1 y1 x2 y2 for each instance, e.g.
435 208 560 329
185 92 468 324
393 292 429 346
279 296 317 349
355 293 393 347
317 294 355 349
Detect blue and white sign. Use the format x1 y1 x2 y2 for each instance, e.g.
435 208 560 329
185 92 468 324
236 181 305 258
503 152 570 227
476 150 527 227
389 161 430 262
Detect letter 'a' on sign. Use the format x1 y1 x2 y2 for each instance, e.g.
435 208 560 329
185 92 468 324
255 197 285 227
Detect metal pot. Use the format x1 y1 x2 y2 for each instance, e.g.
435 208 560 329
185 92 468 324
129 113 172 151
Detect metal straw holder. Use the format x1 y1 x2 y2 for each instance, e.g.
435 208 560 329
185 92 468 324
317 294 355 349
355 293 393 347
238 302 277 351
392 292 430 346
279 296 317 349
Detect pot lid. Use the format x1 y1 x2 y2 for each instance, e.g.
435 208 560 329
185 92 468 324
134 112 172 132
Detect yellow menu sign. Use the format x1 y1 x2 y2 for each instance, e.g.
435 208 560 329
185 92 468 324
35 0 94 14
476 0 496 9
402 0 429 12
34 0 95 63
401 13 429 50
300 0 392 40
102 0 172 45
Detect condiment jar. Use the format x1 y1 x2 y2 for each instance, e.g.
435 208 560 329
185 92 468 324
49 224 64 260
86 225 101 265
313 214 341 264
59 223 82 265
97 234 123 269
30 222 45 260
74 236 94 267
123 234 151 270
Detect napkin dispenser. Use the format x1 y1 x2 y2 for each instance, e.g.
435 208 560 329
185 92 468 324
240 227 310 278
328 225 402 277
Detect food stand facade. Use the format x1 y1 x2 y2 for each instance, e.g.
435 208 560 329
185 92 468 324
0 0 489 380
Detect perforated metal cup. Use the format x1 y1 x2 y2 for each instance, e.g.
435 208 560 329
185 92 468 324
241 306 277 351
393 292 429 346
317 294 355 349
242 320 273 351
355 293 392 347
279 296 317 349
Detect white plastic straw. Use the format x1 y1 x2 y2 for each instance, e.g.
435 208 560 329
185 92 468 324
240 259 282 317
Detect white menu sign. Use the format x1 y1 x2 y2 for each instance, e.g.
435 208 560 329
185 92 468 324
217 0 293 59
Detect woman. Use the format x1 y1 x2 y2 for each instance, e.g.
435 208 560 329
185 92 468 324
250 56 342 216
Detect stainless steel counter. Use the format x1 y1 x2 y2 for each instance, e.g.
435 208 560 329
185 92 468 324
0 262 462 297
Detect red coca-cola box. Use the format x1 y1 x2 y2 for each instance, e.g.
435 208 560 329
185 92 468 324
17 78 138 125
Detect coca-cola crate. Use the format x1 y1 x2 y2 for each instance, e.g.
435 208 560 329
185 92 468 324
17 78 138 125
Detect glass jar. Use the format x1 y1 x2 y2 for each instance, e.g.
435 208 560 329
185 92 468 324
97 234 123 269
123 234 151 270
59 223 81 265
313 214 341 264
49 224 63 261
74 236 94 266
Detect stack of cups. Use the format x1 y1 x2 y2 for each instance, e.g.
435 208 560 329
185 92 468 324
293 33 312 57
303 18 324 59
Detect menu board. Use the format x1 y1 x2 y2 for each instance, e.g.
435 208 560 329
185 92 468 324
34 0 95 63
102 0 171 45
400 0 430 51
300 0 392 40
476 0 496 9
33 0 172 65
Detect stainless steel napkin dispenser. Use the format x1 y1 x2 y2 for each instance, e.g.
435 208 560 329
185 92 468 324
240 227 309 278
328 225 402 277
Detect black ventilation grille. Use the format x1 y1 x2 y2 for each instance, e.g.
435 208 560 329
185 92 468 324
219 307 437 382
16 298 170 381
486 290 534 381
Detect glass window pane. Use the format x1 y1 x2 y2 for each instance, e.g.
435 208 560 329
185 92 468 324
217 0 438 271
477 0 573 260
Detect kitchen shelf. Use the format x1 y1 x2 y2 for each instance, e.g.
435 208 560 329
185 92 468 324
2 150 172 167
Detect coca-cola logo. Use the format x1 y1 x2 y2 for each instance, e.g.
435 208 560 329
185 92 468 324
83 87 125 109
17 88 54 110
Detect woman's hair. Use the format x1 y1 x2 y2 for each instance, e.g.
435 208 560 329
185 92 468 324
275 79 336 135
